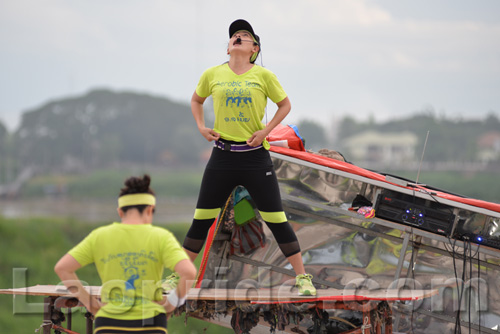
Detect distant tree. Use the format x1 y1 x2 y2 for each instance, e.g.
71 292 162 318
14 90 497 172
0 121 16 184
484 112 500 131
296 119 328 151
394 112 482 162
0 121 6 151
12 89 200 171
336 111 497 164
0 122 7 182
337 116 366 141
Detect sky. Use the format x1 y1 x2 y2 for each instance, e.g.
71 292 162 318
1 0 499 131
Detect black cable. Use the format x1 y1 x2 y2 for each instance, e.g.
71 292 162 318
424 185 472 332
417 187 455 217
445 235 460 257
409 228 416 334
375 171 467 198
469 241 472 334
477 243 481 334
469 242 481 258
453 236 469 334
460 240 468 333
407 187 486 333
456 258 461 334
452 237 460 333
379 177 485 333
460 240 467 333
458 240 464 334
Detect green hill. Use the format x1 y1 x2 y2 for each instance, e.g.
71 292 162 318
12 89 209 173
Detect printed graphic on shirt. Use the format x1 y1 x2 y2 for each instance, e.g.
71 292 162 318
124 266 140 290
100 250 159 291
216 80 261 125
99 250 162 309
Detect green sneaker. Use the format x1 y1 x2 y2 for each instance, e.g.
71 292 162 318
161 273 179 292
296 274 316 296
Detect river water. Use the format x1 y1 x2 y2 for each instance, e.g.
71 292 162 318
0 197 196 224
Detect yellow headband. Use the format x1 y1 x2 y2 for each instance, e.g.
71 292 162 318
118 193 156 208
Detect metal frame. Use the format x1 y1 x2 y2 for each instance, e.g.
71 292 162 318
271 151 500 218
271 151 500 333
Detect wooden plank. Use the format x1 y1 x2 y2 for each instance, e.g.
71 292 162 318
1 285 439 304
0 285 101 297
187 287 439 303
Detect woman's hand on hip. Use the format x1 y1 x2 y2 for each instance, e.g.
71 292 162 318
247 130 267 146
88 299 104 316
199 127 220 142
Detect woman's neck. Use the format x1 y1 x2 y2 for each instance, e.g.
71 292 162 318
228 56 254 75
121 211 149 225
122 220 147 225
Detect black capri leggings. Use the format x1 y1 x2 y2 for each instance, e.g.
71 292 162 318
183 147 301 257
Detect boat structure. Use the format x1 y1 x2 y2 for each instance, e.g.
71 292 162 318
186 125 500 334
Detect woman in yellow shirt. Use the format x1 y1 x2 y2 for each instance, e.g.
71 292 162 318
181 19 316 296
55 174 196 333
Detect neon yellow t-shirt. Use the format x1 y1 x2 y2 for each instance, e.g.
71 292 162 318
68 222 189 320
196 63 287 147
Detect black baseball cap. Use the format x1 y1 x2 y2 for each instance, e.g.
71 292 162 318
229 19 260 45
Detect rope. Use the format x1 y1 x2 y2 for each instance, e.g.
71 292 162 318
52 324 81 334
329 316 357 329
361 316 372 334
34 320 52 333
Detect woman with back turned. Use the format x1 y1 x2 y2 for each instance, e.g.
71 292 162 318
55 174 196 333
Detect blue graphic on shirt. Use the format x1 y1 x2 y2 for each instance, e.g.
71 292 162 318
226 96 252 107
124 267 140 290
99 250 160 291
217 80 261 124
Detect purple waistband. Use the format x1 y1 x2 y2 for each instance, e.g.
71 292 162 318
214 140 263 152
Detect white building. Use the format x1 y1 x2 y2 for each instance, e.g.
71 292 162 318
477 131 500 163
342 131 418 166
